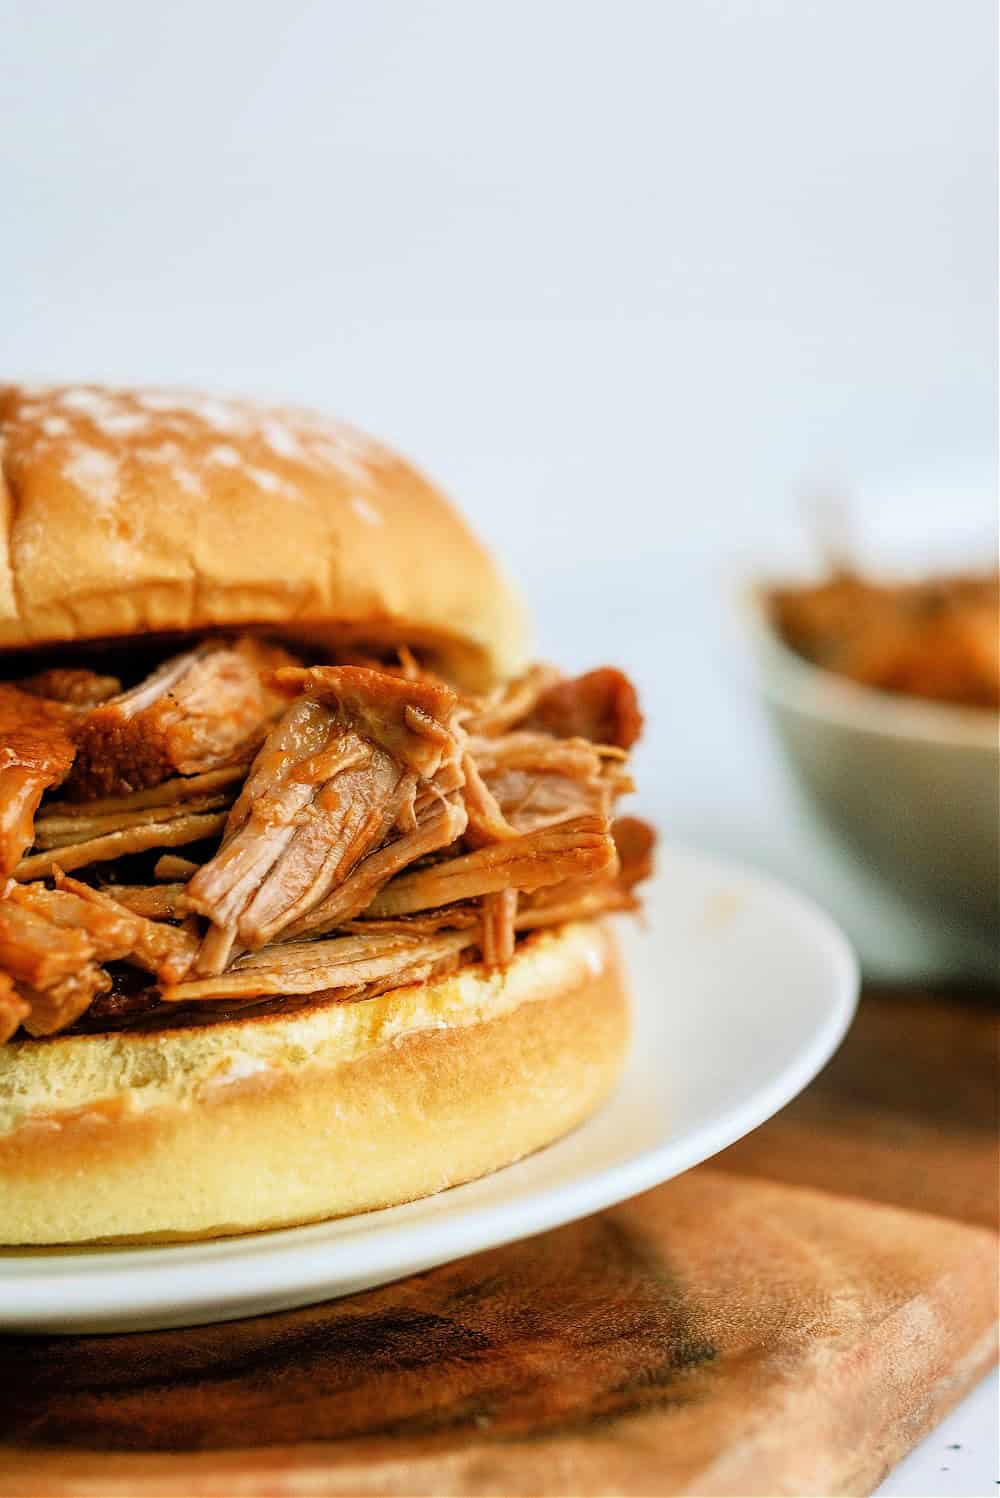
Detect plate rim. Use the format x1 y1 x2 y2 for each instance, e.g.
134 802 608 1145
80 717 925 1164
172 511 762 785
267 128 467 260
0 843 859 1331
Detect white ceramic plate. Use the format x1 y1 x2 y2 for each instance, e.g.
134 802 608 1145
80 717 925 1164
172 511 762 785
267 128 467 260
0 847 858 1333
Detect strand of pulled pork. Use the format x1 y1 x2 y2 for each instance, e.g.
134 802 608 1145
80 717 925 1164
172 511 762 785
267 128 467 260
99 813 650 934
0 896 110 1036
12 766 247 879
14 811 230 882
160 927 480 1002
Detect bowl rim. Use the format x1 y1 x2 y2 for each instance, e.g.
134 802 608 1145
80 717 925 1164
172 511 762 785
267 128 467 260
741 581 999 752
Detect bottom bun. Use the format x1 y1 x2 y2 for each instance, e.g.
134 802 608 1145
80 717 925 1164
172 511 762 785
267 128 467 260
0 922 627 1245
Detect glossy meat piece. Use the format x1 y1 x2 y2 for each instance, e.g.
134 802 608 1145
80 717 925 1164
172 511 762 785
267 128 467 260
238 750 409 949
514 882 635 929
69 637 296 797
0 895 111 1037
153 854 201 880
7 880 142 960
340 905 480 937
270 666 463 779
525 668 643 749
161 927 478 1002
0 686 77 876
53 873 198 984
466 732 624 835
185 698 363 965
103 883 190 919
461 753 515 842
366 815 617 918
0 897 95 989
0 974 29 1044
32 792 232 851
13 810 228 881
518 815 656 928
45 764 246 819
611 815 657 891
464 665 563 737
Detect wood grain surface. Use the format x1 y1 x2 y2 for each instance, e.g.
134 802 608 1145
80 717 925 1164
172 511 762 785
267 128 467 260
2 985 997 1498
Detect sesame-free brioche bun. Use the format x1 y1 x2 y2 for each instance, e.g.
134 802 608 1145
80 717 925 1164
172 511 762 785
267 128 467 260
0 383 528 688
0 922 627 1245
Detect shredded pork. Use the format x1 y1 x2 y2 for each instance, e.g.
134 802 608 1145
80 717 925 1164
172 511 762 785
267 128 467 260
13 810 229 881
0 687 77 876
0 896 111 1036
8 879 144 959
516 815 656 929
103 882 190 919
32 793 233 851
51 873 198 984
18 668 122 708
161 927 478 1003
69 638 298 797
466 733 627 832
0 974 29 1045
186 668 467 966
464 665 563 736
48 765 247 819
17 971 112 1037
0 643 652 1041
365 815 617 917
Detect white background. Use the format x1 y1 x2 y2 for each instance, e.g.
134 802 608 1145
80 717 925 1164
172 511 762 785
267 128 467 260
2 5 997 1484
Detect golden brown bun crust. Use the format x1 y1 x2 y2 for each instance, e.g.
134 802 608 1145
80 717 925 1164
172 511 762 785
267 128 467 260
0 384 527 688
0 923 627 1244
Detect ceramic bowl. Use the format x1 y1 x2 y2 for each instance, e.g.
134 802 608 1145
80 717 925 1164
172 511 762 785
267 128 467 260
745 588 998 951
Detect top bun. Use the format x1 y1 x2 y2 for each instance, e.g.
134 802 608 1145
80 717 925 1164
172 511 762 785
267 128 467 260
0 384 527 688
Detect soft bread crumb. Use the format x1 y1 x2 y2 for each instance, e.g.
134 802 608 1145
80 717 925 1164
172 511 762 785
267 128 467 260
0 924 609 1134
0 923 627 1244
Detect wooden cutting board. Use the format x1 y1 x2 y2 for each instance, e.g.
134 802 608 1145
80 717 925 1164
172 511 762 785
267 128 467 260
2 984 997 1498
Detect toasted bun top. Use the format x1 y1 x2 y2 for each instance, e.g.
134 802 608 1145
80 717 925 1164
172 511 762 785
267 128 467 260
0 384 528 687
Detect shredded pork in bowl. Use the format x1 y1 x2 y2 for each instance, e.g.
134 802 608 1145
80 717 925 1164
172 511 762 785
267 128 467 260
767 570 999 711
745 567 998 953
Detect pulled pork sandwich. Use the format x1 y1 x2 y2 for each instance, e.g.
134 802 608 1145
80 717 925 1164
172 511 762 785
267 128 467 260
0 384 654 1244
